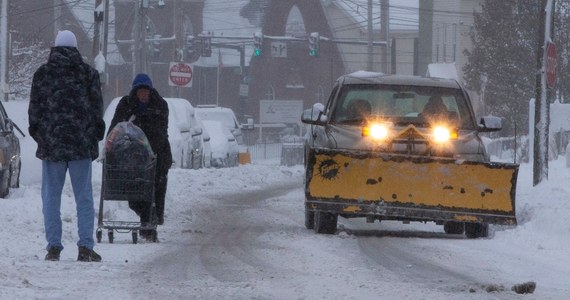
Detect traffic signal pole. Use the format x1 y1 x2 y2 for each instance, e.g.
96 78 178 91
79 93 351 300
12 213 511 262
201 33 387 58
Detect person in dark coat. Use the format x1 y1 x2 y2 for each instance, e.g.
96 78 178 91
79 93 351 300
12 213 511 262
29 30 105 262
108 73 172 239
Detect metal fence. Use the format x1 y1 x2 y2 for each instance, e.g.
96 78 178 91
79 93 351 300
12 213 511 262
246 142 305 166
247 142 283 161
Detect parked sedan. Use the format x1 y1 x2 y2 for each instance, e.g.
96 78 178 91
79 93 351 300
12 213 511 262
195 105 244 144
0 100 23 198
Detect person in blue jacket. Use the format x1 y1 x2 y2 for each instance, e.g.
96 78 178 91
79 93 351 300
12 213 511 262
108 73 172 241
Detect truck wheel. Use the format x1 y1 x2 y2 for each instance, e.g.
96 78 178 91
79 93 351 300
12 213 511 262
0 169 9 198
305 209 315 230
314 211 337 234
465 223 489 239
443 221 464 234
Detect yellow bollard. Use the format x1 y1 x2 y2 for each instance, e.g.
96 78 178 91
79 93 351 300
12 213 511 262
239 151 251 164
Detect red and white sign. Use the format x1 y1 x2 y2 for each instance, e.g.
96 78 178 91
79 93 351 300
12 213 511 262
546 42 557 88
168 62 193 87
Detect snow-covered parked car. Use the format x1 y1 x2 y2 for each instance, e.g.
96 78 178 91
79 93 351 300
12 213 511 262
0 100 22 198
195 105 254 146
200 120 239 168
164 98 207 169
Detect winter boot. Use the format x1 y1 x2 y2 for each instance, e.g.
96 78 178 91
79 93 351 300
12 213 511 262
77 246 102 262
45 247 62 261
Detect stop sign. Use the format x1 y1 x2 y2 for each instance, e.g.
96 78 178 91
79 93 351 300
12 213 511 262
168 62 193 87
546 42 557 88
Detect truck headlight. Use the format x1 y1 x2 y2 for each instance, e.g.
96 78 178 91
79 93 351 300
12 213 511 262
432 125 458 143
362 122 390 141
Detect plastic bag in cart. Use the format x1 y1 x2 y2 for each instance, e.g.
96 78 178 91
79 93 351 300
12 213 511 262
104 121 155 166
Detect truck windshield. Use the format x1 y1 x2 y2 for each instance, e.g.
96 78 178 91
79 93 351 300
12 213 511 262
331 84 476 129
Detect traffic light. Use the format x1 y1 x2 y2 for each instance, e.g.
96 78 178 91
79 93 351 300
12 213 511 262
201 36 212 57
309 32 319 57
186 35 196 56
150 34 161 60
253 32 263 56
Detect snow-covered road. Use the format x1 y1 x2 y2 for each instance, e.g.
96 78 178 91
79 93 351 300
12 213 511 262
2 130 569 300
89 164 557 300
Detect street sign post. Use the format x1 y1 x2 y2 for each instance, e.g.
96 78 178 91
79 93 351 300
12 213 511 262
168 62 193 87
546 41 556 88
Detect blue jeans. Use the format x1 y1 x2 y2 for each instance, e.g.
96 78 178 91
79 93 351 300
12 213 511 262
42 159 95 251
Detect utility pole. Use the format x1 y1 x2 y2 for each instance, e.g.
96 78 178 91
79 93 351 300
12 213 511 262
380 0 389 73
54 0 61 36
103 0 109 61
174 0 182 61
418 0 433 76
134 1 149 76
93 0 109 60
173 0 181 97
93 0 103 60
533 0 555 185
0 0 8 101
367 0 373 71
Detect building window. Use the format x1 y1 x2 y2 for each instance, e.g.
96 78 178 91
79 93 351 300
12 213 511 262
286 65 304 89
285 5 305 38
443 24 447 62
452 23 457 62
265 85 275 100
435 26 440 62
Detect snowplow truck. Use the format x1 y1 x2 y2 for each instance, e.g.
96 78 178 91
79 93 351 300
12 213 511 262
301 72 518 238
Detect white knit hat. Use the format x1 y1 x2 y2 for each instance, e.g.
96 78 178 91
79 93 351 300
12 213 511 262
54 30 77 47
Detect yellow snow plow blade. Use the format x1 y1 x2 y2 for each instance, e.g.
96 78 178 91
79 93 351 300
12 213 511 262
305 149 518 225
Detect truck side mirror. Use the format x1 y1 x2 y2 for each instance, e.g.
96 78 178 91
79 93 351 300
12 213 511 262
478 116 502 132
301 103 327 125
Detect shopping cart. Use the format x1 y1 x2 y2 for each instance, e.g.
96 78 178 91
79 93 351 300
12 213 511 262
96 157 157 244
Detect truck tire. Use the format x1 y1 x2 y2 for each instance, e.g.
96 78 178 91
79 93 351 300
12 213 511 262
0 168 9 198
465 223 489 239
443 221 464 234
314 211 337 234
305 209 315 230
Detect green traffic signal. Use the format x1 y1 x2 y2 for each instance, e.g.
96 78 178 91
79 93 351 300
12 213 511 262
254 49 262 56
308 32 319 57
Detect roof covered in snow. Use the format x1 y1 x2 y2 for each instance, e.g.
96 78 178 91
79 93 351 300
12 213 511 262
426 63 459 81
